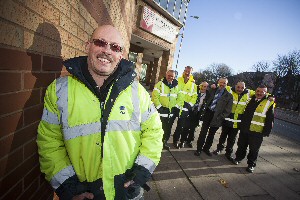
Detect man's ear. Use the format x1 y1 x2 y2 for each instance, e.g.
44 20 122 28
118 54 123 61
85 41 90 54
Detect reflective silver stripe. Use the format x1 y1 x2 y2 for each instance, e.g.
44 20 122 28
161 82 165 94
42 108 60 124
50 165 75 189
182 108 188 111
175 104 180 109
131 81 141 123
238 101 247 105
233 101 238 104
141 103 157 123
190 83 195 96
160 114 168 117
160 94 168 96
107 120 140 131
169 113 174 117
188 102 194 107
254 112 266 117
263 100 271 114
156 104 162 109
56 77 68 129
63 122 102 140
135 155 156 174
107 81 143 132
229 88 233 94
170 94 177 97
180 91 195 96
251 121 265 126
153 88 160 92
224 118 241 122
56 77 101 140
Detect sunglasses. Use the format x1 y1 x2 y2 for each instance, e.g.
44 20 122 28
91 39 123 52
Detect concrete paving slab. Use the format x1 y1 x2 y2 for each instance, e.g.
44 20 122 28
145 118 300 199
247 173 300 200
151 178 202 200
191 176 240 200
241 194 275 200
218 173 268 197
256 159 300 193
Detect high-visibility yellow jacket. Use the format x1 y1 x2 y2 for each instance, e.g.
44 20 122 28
224 87 255 128
250 99 275 133
152 78 179 118
176 75 198 116
37 57 163 200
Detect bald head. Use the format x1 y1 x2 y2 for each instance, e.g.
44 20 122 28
86 25 124 77
90 25 124 47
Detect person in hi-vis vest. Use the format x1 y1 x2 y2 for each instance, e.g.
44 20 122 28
232 84 274 173
152 70 179 150
37 25 163 200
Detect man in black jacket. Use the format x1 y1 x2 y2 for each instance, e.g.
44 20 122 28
194 77 233 156
185 81 210 148
232 85 275 173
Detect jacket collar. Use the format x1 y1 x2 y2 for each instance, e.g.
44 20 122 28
62 56 136 98
162 77 178 89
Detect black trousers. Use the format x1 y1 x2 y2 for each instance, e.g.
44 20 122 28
173 114 192 144
196 109 219 152
186 111 200 143
161 115 176 143
216 125 239 155
235 131 263 167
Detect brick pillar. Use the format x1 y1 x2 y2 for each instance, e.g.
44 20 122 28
145 61 153 86
158 50 170 80
149 57 162 90
134 53 143 81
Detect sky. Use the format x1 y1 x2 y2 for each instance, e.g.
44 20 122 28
172 0 300 75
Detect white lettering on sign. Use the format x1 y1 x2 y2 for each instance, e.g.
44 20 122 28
140 6 178 43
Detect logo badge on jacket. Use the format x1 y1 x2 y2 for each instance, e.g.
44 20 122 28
120 106 126 114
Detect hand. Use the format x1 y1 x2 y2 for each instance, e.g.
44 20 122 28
72 192 94 200
268 96 275 101
124 180 135 188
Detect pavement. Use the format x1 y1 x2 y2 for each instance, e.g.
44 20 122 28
144 121 300 200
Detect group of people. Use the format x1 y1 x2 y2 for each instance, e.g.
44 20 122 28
36 24 275 200
152 66 275 174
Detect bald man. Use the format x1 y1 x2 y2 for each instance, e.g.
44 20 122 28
37 25 163 200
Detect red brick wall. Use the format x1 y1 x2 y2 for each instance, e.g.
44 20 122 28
0 0 97 199
0 47 64 199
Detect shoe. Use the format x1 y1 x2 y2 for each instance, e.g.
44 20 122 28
213 149 222 155
186 142 193 148
232 159 240 165
163 144 170 150
225 153 233 161
178 142 184 149
246 166 255 173
203 150 212 157
194 151 201 156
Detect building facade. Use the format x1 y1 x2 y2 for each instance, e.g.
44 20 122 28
0 0 190 199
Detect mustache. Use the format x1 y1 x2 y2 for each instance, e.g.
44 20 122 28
96 53 113 62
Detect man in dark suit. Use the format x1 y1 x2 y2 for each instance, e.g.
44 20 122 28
194 77 233 156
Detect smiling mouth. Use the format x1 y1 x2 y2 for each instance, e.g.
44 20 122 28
97 57 111 64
